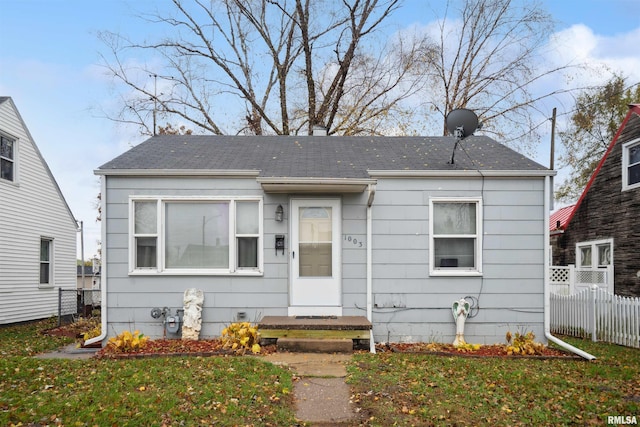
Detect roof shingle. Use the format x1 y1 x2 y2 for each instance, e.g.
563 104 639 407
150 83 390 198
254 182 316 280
98 135 547 178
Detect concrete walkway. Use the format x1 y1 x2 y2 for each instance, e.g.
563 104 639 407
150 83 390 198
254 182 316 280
260 352 361 426
34 343 99 360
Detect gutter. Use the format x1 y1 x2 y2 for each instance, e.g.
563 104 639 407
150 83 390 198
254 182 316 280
543 176 595 360
367 184 376 353
84 176 108 347
368 169 555 178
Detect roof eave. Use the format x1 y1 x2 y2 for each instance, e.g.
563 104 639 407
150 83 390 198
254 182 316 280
94 169 260 177
367 169 555 178
257 177 376 193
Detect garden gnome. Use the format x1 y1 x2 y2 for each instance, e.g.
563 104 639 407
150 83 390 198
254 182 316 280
182 288 204 340
452 298 470 346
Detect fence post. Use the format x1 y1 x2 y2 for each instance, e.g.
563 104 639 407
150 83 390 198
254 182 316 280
569 264 575 295
590 284 598 342
58 288 62 327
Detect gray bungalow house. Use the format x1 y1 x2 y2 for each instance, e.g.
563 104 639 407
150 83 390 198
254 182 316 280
94 134 555 345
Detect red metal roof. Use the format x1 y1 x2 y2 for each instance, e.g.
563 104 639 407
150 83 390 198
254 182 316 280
549 204 576 231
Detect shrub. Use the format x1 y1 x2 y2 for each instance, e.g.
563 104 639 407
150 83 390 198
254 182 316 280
221 322 261 354
455 342 482 352
107 330 149 353
505 330 546 355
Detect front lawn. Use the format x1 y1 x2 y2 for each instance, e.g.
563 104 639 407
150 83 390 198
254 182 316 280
348 337 640 426
1 319 638 426
0 319 296 426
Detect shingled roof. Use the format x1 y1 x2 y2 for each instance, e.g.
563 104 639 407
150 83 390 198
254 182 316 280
97 134 548 178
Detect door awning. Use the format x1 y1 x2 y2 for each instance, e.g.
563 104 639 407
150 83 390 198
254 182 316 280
257 177 375 193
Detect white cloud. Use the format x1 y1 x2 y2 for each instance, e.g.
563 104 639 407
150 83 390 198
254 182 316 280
548 24 640 87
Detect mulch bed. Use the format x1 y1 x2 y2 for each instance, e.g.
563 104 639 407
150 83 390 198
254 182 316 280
94 340 578 360
44 323 580 359
377 342 581 359
94 339 278 359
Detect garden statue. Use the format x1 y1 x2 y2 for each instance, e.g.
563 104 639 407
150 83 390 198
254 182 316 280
182 288 204 340
452 298 470 346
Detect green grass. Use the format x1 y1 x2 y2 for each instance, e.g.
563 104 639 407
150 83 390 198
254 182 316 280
348 337 640 426
2 319 638 426
0 317 74 357
0 319 296 426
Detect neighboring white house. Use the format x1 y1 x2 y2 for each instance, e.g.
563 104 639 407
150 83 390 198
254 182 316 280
0 97 77 324
96 133 555 345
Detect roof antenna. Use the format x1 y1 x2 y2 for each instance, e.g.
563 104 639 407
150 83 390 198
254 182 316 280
445 108 480 164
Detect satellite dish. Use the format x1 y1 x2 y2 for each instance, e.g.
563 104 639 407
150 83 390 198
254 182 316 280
445 108 479 139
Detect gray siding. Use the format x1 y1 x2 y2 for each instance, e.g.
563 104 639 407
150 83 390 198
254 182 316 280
369 177 545 344
103 174 546 345
104 176 291 338
0 99 77 324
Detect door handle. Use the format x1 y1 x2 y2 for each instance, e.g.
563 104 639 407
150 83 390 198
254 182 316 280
292 251 295 259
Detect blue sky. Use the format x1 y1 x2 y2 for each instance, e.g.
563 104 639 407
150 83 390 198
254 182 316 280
1 0 639 259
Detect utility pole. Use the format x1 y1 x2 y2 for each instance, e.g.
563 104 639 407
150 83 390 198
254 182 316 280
151 74 158 136
79 220 85 288
549 107 557 210
550 107 556 170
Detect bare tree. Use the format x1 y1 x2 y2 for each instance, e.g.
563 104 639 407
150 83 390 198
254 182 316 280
99 0 433 136
423 0 586 151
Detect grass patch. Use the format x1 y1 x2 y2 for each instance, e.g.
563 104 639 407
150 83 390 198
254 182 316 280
348 337 640 426
0 318 74 357
0 319 296 426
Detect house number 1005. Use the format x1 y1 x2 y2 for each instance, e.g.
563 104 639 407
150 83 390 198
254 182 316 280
344 235 364 247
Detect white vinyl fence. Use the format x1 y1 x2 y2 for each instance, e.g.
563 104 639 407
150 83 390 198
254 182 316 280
551 286 640 348
549 264 613 295
550 265 574 295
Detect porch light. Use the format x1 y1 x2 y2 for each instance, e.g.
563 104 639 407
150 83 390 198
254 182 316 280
275 204 284 222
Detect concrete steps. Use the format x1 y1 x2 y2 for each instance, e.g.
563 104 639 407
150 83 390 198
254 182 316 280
258 315 371 353
277 337 353 353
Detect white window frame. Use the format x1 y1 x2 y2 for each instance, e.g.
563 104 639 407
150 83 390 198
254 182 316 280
622 138 640 191
129 196 263 276
132 199 159 270
0 133 17 183
576 238 613 269
429 197 483 276
39 237 54 287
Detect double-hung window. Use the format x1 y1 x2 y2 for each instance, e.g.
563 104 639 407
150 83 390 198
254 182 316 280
40 238 53 286
1 134 15 182
130 197 262 274
133 201 158 269
429 198 482 275
622 138 640 191
577 238 613 269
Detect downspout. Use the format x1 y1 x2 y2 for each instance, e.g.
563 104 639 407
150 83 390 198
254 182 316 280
367 184 376 353
543 175 595 360
84 176 107 347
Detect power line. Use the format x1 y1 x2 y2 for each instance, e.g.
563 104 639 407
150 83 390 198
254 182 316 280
502 80 640 145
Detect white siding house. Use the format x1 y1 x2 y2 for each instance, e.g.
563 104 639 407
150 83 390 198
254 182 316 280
96 134 554 345
0 97 77 324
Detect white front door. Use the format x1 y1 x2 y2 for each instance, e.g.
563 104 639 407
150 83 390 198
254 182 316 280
289 199 342 316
